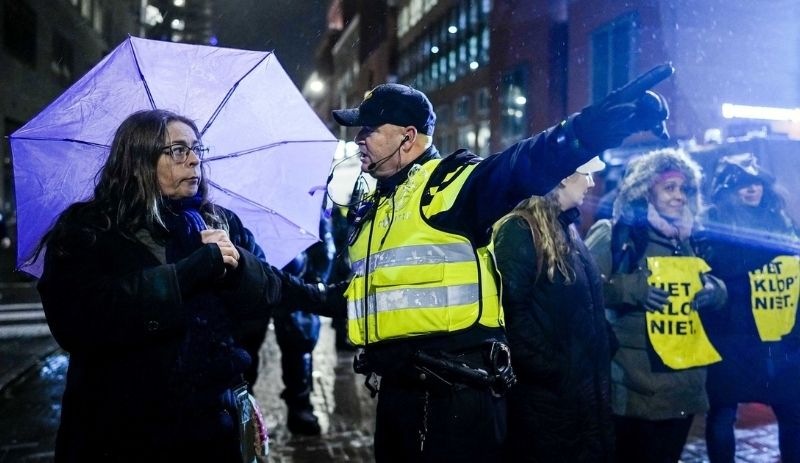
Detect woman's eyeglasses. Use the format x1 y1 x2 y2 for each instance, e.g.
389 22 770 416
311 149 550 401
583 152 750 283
161 143 209 163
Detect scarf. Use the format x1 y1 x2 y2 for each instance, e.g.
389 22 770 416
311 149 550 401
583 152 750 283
162 193 208 263
647 202 693 241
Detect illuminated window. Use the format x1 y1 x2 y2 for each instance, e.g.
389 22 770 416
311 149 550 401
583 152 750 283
81 0 91 19
476 121 491 156
410 0 422 26
92 0 103 34
500 67 527 147
398 6 409 36
458 124 476 152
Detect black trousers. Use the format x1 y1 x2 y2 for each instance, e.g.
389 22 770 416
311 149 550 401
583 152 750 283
614 414 694 463
374 380 507 463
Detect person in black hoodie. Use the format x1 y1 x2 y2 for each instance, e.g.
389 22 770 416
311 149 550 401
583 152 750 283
491 156 615 462
696 153 800 463
37 109 332 462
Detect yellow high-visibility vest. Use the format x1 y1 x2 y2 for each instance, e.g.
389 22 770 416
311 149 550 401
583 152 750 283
345 159 503 346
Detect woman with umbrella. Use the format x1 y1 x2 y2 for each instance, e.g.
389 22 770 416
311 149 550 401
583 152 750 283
696 153 800 462
35 109 323 462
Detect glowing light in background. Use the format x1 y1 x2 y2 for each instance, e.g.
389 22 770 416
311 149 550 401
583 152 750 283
721 103 800 122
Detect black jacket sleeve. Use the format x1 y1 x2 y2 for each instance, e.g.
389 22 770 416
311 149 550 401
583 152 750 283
431 121 593 246
220 210 283 318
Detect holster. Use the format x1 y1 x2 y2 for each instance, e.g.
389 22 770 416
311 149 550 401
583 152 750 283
413 342 517 396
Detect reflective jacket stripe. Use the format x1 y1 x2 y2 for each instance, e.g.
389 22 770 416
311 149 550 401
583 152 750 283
347 283 480 319
351 243 475 276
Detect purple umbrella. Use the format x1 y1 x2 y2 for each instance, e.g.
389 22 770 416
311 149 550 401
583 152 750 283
9 36 337 277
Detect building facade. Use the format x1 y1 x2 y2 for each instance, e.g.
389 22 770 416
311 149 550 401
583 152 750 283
0 0 141 278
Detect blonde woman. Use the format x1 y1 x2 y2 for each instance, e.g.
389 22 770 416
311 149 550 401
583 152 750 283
491 157 614 462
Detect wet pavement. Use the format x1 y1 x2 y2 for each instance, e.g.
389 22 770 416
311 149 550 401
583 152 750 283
0 311 787 462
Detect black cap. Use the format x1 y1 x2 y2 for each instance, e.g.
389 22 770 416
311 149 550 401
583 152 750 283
332 84 436 135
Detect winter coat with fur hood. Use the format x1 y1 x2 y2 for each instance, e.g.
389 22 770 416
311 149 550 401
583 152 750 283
585 148 711 420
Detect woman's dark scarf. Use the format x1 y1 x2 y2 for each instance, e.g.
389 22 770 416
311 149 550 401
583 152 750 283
163 193 207 263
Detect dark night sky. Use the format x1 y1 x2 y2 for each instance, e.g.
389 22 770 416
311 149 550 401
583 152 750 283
213 0 329 88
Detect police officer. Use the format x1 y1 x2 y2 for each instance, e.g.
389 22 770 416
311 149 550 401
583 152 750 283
330 65 674 461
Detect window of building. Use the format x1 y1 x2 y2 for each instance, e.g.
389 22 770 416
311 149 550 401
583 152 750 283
448 50 457 82
81 0 92 19
476 87 490 116
410 0 423 26
476 120 491 157
92 0 104 34
437 104 451 126
398 6 409 36
397 0 491 90
591 13 637 102
455 95 471 121
480 26 490 64
3 0 36 66
458 124 476 152
500 66 527 147
51 31 75 85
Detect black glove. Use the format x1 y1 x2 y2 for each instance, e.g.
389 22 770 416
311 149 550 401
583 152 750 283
640 284 670 312
573 63 674 153
320 280 350 318
692 274 727 312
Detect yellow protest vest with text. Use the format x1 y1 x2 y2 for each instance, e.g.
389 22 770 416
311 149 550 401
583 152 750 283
749 255 800 341
345 159 503 346
645 256 721 369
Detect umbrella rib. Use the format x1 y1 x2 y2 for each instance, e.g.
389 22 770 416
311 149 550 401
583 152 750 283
129 37 157 109
6 135 109 149
207 180 309 233
199 52 273 136
204 139 336 163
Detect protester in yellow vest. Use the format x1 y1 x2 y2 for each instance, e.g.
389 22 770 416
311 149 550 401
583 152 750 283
585 148 727 463
696 153 800 463
491 156 615 462
327 64 673 462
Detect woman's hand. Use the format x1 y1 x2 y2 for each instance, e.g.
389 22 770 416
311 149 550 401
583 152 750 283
201 229 240 269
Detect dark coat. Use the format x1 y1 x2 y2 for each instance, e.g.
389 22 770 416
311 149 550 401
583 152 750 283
38 206 281 462
697 204 800 405
493 212 615 462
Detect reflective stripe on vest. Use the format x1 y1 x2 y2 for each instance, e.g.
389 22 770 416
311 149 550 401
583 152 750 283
351 242 475 276
347 283 480 319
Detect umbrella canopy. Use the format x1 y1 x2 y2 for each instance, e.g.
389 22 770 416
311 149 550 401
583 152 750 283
10 36 337 277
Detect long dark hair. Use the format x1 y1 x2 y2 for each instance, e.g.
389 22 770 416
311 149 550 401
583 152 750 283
37 109 223 258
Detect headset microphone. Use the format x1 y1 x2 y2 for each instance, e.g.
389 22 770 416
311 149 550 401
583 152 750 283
367 135 411 171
